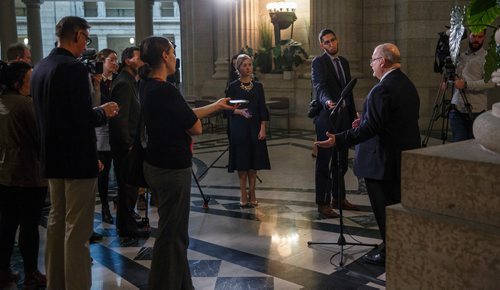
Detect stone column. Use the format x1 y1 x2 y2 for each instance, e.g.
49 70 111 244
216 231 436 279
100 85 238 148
97 1 106 18
97 35 108 50
212 1 230 79
135 0 154 44
0 0 18 60
310 0 362 76
23 0 44 64
229 0 258 56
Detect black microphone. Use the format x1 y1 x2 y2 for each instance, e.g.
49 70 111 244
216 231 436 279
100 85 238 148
330 78 357 128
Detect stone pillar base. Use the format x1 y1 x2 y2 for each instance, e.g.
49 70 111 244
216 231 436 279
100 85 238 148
387 140 500 288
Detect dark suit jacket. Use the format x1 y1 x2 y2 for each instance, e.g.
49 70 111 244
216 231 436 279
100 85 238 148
109 70 140 157
31 48 107 178
335 69 421 181
311 53 356 140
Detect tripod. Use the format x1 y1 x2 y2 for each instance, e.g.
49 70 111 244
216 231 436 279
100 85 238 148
191 145 229 209
422 74 473 147
307 78 378 267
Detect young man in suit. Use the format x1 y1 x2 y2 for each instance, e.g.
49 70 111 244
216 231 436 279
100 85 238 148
311 29 358 219
31 16 119 289
316 43 421 265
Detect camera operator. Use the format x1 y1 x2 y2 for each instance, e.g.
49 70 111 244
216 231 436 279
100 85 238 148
450 29 495 141
31 16 118 290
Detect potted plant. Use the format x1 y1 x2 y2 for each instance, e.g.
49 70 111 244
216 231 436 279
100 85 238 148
465 0 500 81
273 39 308 79
254 24 273 74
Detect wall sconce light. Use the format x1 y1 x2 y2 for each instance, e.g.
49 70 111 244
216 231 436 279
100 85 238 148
129 37 135 44
266 2 297 47
24 38 29 45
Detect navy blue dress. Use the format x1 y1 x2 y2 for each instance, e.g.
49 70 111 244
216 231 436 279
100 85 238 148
226 80 271 172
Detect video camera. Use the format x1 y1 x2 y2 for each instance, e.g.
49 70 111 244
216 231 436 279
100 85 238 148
79 48 103 75
433 28 467 80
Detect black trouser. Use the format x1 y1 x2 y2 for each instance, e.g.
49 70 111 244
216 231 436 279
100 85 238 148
364 178 401 243
0 185 47 273
315 146 348 205
112 151 139 233
97 151 113 211
315 107 350 206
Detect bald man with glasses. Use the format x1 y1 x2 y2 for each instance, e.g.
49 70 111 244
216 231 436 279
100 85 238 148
316 43 421 265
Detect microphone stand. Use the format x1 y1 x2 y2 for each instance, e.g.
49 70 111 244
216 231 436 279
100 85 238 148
307 78 378 267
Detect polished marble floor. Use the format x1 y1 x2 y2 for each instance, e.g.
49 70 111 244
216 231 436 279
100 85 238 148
7 129 392 290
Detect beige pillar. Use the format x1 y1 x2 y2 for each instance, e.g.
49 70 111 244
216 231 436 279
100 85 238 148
212 2 230 80
135 0 154 44
229 0 258 56
0 0 18 60
23 0 44 64
310 0 362 75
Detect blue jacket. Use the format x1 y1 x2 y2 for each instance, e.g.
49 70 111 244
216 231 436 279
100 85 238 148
335 69 421 181
311 53 357 139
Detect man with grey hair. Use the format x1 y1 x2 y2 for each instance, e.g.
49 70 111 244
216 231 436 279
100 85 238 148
316 43 421 265
31 16 118 289
6 43 32 65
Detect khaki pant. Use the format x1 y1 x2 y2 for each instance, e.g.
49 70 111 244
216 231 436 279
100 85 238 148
45 178 96 290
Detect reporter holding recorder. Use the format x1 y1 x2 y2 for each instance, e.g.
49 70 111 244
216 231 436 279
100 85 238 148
137 36 236 290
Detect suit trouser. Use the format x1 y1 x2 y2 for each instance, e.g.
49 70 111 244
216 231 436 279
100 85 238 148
315 146 348 205
315 108 350 206
97 151 113 211
45 178 96 290
112 152 139 233
0 185 47 273
364 178 401 244
144 162 193 290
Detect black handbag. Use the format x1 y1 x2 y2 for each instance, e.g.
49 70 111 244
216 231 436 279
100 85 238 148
122 113 148 188
307 99 321 118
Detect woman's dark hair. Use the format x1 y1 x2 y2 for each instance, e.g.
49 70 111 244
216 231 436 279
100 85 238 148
138 36 174 80
97 48 117 62
0 60 32 94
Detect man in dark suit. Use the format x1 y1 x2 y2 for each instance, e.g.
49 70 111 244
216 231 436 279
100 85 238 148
316 43 421 265
109 46 147 238
311 29 358 219
31 16 119 289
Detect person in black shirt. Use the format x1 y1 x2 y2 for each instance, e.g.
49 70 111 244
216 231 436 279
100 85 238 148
138 36 235 290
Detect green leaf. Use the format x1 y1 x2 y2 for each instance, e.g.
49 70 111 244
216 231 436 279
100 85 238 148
483 32 500 82
466 0 500 33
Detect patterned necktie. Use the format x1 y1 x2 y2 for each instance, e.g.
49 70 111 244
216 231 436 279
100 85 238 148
333 58 346 88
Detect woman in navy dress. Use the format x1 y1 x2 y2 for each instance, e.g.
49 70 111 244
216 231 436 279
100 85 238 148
226 54 271 207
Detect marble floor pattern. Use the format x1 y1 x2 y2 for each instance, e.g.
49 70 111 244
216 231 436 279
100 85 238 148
6 129 391 290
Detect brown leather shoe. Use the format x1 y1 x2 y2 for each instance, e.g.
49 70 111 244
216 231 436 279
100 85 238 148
331 199 359 210
318 205 339 218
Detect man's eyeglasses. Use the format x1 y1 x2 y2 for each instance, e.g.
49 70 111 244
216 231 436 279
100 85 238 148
80 32 92 46
369 57 383 64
